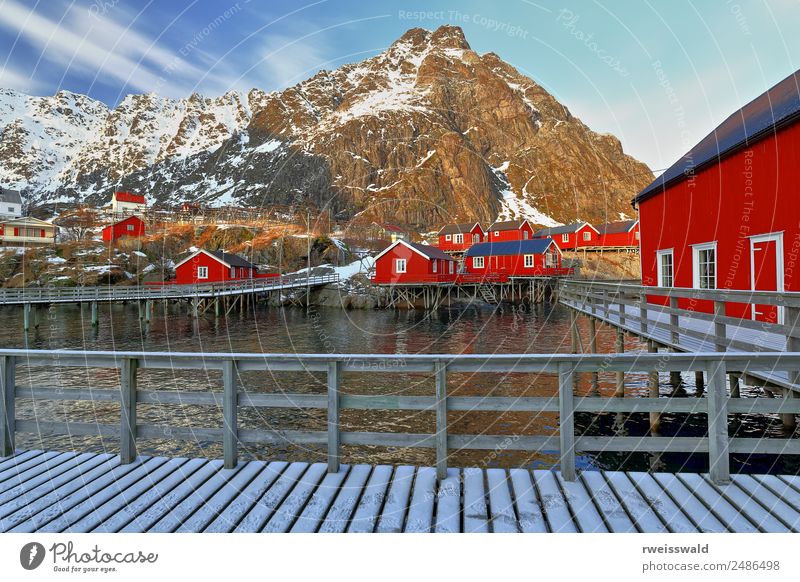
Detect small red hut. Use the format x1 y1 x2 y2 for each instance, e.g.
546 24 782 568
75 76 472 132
102 215 146 242
596 220 640 248
372 240 457 284
463 239 565 277
533 222 599 250
174 249 259 284
437 222 485 252
486 220 534 243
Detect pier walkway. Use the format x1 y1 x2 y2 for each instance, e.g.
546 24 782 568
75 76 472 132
2 449 800 533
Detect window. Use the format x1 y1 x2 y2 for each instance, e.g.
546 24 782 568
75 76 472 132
545 249 558 268
692 243 716 289
127 224 134 231
473 256 484 269
432 261 438 274
449 261 454 274
395 258 406 273
583 231 591 241
523 230 529 240
562 233 569 243
454 233 463 244
524 254 534 268
7 207 13 213
657 249 673 287
494 231 500 237
445 234 452 241
473 234 480 244
635 231 640 240
230 267 236 278
197 266 208 279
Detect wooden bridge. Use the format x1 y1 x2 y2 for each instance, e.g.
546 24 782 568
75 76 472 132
4 273 338 329
1 349 799 532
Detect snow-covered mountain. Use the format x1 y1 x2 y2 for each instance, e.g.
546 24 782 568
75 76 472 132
0 25 651 228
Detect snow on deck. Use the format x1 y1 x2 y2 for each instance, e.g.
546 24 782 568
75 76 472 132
1 450 798 533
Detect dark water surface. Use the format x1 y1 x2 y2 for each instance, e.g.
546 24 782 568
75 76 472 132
4 301 798 474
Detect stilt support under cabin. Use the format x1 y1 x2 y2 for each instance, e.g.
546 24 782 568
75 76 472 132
782 389 797 432
730 373 741 398
648 340 660 435
91 302 99 327
144 300 151 323
614 328 625 398
588 317 599 395
695 371 705 396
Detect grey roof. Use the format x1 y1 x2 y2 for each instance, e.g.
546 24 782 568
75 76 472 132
487 219 528 232
209 250 256 269
465 239 555 257
534 222 589 237
596 220 638 235
636 69 800 203
406 241 454 261
0 188 22 205
438 222 483 236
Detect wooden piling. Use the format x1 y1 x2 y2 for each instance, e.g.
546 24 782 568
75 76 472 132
23 303 30 331
648 340 660 435
695 371 705 396
614 328 625 398
588 317 599 395
91 302 99 327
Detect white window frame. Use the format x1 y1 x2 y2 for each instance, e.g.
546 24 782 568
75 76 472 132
395 258 406 273
473 256 485 269
523 230 529 240
524 254 534 268
432 260 438 274
582 231 591 241
656 249 674 288
127 224 134 231
562 233 569 243
635 230 640 240
197 266 208 279
749 231 785 323
449 261 454 274
692 242 717 290
445 234 452 241
494 231 500 237
454 233 463 244
231 267 236 278
545 249 558 268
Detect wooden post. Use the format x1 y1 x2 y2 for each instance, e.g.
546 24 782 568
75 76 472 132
589 317 599 395
144 300 151 323
91 301 99 327
669 296 679 344
648 341 660 434
713 300 726 352
730 374 741 398
223 360 239 469
569 309 578 354
618 290 626 326
23 303 30 331
558 362 576 481
695 371 705 396
639 291 648 334
783 306 800 431
214 297 220 317
435 361 448 481
120 357 138 464
615 328 625 398
0 356 15 457
327 361 341 473
669 347 682 388
192 297 199 318
706 359 730 484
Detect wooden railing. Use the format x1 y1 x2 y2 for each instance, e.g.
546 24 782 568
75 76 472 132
1 350 799 484
0 273 339 304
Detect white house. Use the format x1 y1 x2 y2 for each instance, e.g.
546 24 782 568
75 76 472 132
111 192 147 216
0 188 22 219
0 216 56 245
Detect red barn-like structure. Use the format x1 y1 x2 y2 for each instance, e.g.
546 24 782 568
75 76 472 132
437 222 485 252
102 216 146 242
372 240 457 284
486 220 534 243
533 222 599 250
636 70 800 323
464 239 565 278
596 220 640 248
174 249 259 285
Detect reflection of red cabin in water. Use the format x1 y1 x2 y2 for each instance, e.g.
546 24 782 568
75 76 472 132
463 239 566 278
372 240 457 284
437 222 485 252
102 215 146 242
486 220 534 242
174 249 269 284
596 220 640 247
636 70 800 324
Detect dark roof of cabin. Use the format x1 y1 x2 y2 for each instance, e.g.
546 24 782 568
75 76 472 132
465 239 554 257
596 220 638 235
0 188 22 205
438 222 482 235
487 220 527 231
209 250 256 268
407 242 454 261
635 69 800 203
533 222 588 236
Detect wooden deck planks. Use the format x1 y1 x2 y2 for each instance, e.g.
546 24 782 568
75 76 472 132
0 450 798 533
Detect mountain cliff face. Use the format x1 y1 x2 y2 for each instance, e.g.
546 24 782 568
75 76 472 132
0 26 652 229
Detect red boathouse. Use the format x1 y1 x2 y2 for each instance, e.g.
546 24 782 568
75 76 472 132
102 215 146 242
372 240 457 284
463 239 565 278
174 249 260 284
486 220 534 243
636 69 800 323
596 220 640 248
437 222 485 252
533 222 599 250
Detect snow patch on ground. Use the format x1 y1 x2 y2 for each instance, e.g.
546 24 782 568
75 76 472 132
253 139 282 154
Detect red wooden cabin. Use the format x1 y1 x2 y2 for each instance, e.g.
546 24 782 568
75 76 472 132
372 240 457 284
463 239 566 278
174 249 259 285
596 220 640 247
437 222 485 252
486 220 534 243
533 222 599 250
636 69 800 324
102 215 146 242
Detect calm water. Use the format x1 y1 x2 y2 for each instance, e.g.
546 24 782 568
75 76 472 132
4 300 798 474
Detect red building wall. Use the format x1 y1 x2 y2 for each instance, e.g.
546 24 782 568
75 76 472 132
599 225 639 247
639 120 800 316
174 252 255 284
545 225 597 250
487 222 534 242
464 248 561 277
102 216 146 242
437 225 485 252
373 245 456 284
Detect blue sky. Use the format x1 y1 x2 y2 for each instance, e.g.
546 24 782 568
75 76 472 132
1 0 798 173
